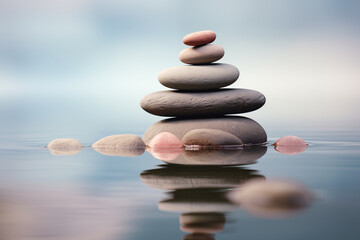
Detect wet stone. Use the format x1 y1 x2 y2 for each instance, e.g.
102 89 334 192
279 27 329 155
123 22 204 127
92 134 145 157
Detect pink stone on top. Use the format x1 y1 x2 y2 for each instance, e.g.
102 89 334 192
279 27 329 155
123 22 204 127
273 136 308 155
183 30 216 46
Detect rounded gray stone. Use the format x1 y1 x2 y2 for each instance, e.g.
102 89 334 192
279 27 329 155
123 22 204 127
92 134 145 157
140 88 265 117
158 63 239 90
179 44 224 64
142 116 267 145
182 129 242 146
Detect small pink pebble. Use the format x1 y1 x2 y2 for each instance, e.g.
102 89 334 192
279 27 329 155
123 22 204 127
274 136 307 155
183 30 216 46
149 132 184 148
148 132 184 161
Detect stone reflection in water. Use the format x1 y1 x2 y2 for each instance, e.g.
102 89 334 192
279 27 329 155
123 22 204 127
159 189 238 213
147 146 267 166
183 233 215 240
47 138 82 156
141 165 265 190
180 212 226 234
228 179 314 219
141 165 265 239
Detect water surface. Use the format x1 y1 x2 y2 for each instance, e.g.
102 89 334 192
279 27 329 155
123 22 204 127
0 130 360 240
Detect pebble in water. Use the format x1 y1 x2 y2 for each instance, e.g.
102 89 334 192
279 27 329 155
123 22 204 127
274 136 307 155
147 132 184 161
92 134 145 157
47 138 82 155
148 132 184 148
228 179 314 218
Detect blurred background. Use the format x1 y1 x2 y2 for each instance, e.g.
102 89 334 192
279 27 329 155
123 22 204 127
1 0 360 142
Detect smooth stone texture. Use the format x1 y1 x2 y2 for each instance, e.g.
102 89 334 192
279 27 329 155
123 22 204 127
179 44 224 64
92 134 145 157
182 129 242 146
140 166 265 190
183 30 216 46
148 132 183 148
141 88 265 117
274 136 307 146
47 138 82 155
142 116 267 145
274 136 308 155
228 179 313 219
158 64 239 91
147 132 184 160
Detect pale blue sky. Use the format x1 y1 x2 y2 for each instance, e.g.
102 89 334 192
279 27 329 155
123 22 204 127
0 0 359 137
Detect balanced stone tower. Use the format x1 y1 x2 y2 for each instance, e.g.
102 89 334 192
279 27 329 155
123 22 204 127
141 30 267 147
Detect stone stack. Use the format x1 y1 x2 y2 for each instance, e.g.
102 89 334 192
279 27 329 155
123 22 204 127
141 30 267 146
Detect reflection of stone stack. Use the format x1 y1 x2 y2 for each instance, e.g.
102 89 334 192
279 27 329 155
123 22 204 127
141 30 267 146
140 165 265 239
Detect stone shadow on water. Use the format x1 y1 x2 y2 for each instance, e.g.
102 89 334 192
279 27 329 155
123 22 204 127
140 165 265 239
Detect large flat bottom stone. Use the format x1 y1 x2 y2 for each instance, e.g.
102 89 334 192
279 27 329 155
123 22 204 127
142 116 267 145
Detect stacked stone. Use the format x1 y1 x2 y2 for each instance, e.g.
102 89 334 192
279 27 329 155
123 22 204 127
141 30 267 146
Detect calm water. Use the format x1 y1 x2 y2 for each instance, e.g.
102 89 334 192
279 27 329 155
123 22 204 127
1 130 360 240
